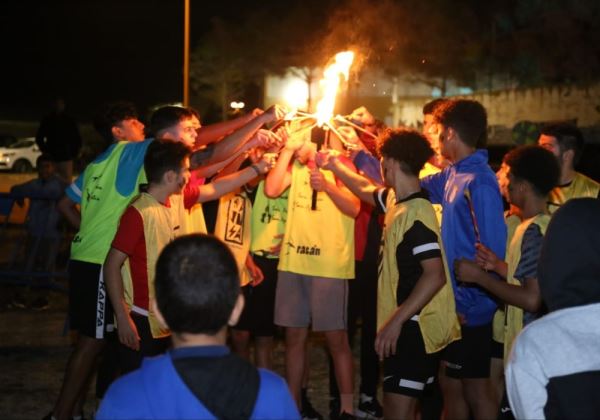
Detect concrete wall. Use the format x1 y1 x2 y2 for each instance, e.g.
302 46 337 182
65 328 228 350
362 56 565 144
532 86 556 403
390 84 600 142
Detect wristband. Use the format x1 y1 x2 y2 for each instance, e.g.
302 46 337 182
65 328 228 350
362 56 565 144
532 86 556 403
250 164 261 176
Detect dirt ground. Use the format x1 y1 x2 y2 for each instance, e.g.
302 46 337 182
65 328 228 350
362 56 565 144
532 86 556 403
0 286 346 419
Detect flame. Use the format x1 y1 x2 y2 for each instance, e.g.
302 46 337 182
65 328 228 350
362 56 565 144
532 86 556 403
315 51 354 126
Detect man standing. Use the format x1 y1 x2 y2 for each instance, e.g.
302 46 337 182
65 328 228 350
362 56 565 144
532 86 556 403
537 122 600 212
265 129 360 418
36 97 82 182
420 99 507 420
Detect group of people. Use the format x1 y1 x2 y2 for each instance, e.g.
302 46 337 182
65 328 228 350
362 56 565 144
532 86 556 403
40 96 599 420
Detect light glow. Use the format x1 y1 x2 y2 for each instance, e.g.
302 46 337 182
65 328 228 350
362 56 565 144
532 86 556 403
283 79 309 110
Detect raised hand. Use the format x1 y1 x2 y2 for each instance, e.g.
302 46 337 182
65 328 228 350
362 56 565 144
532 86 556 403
248 129 281 150
254 157 274 174
315 149 340 171
349 106 376 126
283 129 307 152
261 104 286 124
309 164 327 192
475 242 501 272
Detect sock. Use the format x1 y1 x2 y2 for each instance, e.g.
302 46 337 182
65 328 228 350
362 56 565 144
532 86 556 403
340 393 353 414
360 393 373 403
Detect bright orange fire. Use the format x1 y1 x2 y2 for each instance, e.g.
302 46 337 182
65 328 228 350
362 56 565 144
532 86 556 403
315 51 354 126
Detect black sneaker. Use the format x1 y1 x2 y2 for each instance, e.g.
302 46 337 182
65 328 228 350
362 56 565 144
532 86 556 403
301 388 323 420
356 394 383 419
338 412 356 420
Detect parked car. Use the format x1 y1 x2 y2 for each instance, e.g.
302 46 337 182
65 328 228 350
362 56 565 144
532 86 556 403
0 137 41 172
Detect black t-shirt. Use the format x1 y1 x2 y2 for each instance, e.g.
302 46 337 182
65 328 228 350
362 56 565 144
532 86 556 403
374 189 442 306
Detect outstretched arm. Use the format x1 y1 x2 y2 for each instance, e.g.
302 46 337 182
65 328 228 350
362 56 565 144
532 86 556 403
316 150 377 206
310 158 360 218
454 259 542 313
190 105 284 167
197 159 271 203
196 108 262 146
264 127 303 197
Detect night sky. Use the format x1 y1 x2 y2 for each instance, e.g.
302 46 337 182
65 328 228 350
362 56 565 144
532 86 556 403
0 1 255 121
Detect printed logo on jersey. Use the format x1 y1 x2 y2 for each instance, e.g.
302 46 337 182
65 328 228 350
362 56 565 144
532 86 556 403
224 195 246 245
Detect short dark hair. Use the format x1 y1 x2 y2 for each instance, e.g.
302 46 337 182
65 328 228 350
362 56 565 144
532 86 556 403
433 99 487 148
504 145 560 197
144 139 190 185
378 128 434 176
150 106 195 137
540 122 585 165
36 153 55 167
422 98 447 116
93 101 140 142
155 234 240 335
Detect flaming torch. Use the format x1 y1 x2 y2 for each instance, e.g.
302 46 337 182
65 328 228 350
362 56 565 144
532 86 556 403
310 51 354 210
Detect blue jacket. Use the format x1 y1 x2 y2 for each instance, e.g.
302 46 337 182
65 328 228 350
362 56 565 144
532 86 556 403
421 150 506 326
97 346 300 420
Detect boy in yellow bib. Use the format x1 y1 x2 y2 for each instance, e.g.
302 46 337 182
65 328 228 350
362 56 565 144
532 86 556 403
454 145 560 418
318 129 460 419
265 128 360 417
104 140 271 374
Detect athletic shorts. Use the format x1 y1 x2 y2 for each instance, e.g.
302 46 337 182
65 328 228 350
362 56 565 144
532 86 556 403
383 320 440 397
274 270 348 331
233 256 279 337
491 339 504 360
68 260 114 339
443 323 492 379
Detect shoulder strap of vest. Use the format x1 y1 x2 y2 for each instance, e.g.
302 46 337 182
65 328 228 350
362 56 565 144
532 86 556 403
172 353 260 419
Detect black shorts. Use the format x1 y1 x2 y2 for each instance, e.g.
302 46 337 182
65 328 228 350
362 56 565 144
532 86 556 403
232 256 278 337
491 339 504 360
68 260 114 339
443 323 492 379
383 320 440 398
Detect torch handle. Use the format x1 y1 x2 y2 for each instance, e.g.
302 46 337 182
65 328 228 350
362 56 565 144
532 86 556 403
311 189 318 210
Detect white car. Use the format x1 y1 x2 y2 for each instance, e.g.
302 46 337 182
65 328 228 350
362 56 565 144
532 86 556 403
0 137 41 172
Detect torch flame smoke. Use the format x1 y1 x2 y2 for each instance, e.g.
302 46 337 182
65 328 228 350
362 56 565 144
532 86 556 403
315 51 354 126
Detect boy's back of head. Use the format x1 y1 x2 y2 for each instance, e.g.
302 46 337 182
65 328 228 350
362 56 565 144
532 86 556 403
378 128 434 177
434 99 487 148
155 234 240 335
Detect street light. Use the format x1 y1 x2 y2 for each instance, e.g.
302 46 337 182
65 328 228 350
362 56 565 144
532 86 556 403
183 0 190 107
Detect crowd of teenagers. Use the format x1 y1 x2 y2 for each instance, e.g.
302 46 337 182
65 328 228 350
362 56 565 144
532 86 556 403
38 97 600 420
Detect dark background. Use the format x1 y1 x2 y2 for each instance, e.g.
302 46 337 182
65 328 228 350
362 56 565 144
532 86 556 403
0 1 258 121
